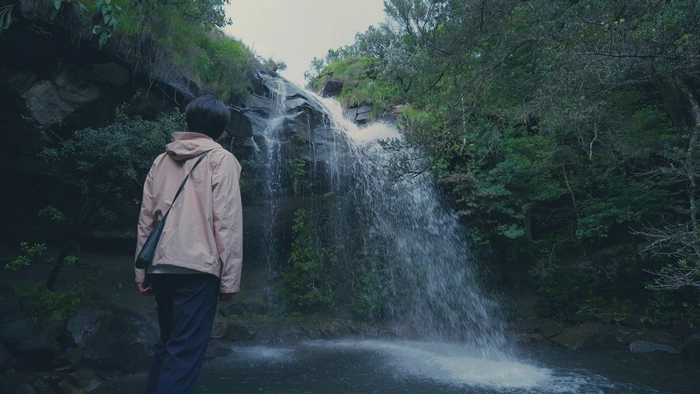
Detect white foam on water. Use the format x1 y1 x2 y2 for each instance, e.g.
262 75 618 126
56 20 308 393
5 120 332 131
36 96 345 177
302 340 660 393
229 345 295 362
314 340 549 390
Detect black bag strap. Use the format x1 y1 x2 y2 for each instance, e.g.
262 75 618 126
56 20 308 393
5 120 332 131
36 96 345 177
161 151 210 222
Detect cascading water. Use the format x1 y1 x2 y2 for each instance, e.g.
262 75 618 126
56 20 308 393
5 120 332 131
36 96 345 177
320 97 507 353
253 74 508 355
106 75 700 394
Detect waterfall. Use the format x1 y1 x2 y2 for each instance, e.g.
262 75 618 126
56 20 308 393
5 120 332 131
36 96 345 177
251 75 508 355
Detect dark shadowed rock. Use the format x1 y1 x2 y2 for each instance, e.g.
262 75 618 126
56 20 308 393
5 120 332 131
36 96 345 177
66 304 157 372
683 333 700 358
320 78 346 97
0 298 60 369
628 330 683 353
0 342 15 371
346 105 373 124
629 340 680 354
549 322 623 351
224 323 256 342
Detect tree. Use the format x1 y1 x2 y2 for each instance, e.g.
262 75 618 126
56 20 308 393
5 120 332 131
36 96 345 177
36 106 182 289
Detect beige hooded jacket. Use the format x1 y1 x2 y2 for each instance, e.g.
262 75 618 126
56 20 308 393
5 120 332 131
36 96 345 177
134 132 243 294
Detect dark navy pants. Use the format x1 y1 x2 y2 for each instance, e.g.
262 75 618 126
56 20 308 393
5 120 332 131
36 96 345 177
145 274 219 394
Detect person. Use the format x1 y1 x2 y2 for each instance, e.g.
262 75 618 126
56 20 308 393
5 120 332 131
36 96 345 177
134 95 243 394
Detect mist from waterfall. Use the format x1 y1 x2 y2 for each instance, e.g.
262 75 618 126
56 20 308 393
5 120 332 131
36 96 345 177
253 75 508 356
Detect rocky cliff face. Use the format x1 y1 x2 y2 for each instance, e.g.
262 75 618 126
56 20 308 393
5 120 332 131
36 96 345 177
0 15 336 275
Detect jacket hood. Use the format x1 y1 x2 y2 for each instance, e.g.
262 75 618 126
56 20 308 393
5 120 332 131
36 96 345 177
166 132 221 161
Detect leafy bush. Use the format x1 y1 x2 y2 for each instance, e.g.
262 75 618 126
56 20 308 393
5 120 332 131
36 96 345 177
13 280 85 325
19 0 255 101
39 104 182 233
282 208 337 311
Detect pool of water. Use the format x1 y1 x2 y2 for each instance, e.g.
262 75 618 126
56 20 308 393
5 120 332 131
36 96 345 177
100 339 700 393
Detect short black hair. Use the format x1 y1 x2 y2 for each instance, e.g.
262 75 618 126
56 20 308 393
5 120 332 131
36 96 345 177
185 95 230 139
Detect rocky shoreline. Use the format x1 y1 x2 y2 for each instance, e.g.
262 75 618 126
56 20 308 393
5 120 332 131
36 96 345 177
3 285 700 394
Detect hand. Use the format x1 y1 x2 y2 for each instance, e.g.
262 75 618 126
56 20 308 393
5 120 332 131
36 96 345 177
219 293 235 302
137 282 152 295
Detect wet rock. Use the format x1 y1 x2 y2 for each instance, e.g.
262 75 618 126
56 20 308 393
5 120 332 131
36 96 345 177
70 369 105 392
220 301 268 317
671 320 695 338
21 66 101 127
224 323 255 342
320 321 352 339
0 299 60 369
683 333 700 358
320 78 345 97
211 317 229 339
628 330 682 352
346 105 373 124
205 342 233 359
549 322 623 351
57 376 84 394
539 324 564 339
629 340 680 354
91 63 130 86
66 304 157 372
0 342 15 371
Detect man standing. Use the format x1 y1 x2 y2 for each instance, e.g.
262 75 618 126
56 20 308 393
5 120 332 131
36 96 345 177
135 95 243 394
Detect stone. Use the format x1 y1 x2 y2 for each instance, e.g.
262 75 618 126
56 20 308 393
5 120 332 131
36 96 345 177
539 324 564 339
549 322 623 351
224 323 255 342
0 300 60 369
628 330 683 351
91 63 130 86
22 80 76 126
629 340 680 354
70 369 104 392
21 66 101 127
320 78 346 97
671 319 694 338
66 304 157 372
346 105 373 124
683 333 700 358
0 342 14 371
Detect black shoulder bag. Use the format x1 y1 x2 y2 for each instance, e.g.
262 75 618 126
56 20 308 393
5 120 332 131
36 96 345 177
135 151 210 269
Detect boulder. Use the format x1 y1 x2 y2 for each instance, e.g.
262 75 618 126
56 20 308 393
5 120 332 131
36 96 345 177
629 340 680 354
0 299 60 369
549 322 623 351
0 342 15 371
628 330 683 352
21 66 101 127
683 333 700 358
66 304 157 372
224 323 255 342
320 78 346 97
346 105 373 124
70 369 105 392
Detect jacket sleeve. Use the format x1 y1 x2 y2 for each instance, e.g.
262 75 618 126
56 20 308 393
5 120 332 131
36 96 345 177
212 152 243 293
135 162 156 283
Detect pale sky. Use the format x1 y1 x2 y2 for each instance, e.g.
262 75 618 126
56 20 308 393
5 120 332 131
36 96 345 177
224 0 387 87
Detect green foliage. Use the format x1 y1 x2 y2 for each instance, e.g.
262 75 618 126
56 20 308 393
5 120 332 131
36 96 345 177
287 158 309 196
0 5 14 33
25 0 254 100
262 56 287 72
13 280 85 325
39 103 181 234
283 208 337 311
90 0 122 48
5 242 47 271
193 32 255 101
304 0 700 324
